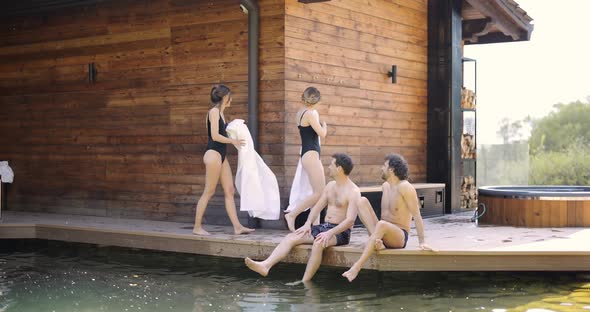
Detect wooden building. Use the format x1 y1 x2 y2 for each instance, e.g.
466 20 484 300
0 0 533 227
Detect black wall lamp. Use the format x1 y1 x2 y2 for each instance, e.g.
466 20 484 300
88 62 97 83
387 65 397 84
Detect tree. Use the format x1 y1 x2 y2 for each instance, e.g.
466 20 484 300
527 98 590 185
528 100 590 155
496 117 525 144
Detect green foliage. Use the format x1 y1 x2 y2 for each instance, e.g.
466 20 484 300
483 99 590 186
525 99 590 185
529 100 590 155
529 140 590 185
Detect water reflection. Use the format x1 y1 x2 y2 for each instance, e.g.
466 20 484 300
0 241 589 311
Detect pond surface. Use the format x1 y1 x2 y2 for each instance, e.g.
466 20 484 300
1 240 589 311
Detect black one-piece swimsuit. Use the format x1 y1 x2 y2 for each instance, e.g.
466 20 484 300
298 110 320 157
206 113 228 162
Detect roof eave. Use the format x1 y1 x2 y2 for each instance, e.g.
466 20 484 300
463 0 534 45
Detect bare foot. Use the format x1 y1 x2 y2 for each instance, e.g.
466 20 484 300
342 268 360 282
245 257 269 277
285 280 303 286
374 239 386 251
192 227 210 236
302 280 316 289
234 226 255 235
284 213 296 232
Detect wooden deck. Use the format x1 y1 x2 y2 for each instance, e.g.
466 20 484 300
1 211 590 271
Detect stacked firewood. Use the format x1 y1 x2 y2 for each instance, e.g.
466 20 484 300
460 175 478 209
461 133 476 159
461 87 476 109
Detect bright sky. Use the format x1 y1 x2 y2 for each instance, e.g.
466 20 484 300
464 0 590 144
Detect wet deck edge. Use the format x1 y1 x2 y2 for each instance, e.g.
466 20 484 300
2 222 590 272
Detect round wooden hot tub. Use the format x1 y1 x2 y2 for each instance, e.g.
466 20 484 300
478 186 590 227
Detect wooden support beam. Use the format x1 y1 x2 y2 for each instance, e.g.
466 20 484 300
465 30 531 45
462 17 494 43
427 0 463 213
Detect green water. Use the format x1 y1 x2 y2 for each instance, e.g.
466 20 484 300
1 240 589 312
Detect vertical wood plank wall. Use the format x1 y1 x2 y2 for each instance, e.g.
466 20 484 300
284 0 428 188
0 0 286 224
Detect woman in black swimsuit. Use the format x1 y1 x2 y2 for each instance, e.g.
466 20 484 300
193 85 255 236
284 87 328 232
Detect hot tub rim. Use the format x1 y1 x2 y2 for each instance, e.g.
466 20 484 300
478 185 590 200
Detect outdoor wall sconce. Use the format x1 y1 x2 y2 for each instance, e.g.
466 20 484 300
239 4 248 14
298 0 331 3
88 62 97 83
387 65 397 84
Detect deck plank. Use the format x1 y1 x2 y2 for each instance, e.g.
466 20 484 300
1 211 590 271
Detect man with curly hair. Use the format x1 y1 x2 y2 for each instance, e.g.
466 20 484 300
342 153 433 282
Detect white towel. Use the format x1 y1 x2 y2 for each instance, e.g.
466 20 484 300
285 111 323 213
285 134 321 213
226 119 280 220
284 158 313 213
0 161 14 183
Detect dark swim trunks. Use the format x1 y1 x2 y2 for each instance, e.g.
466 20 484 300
384 228 409 249
311 222 351 246
400 229 409 249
